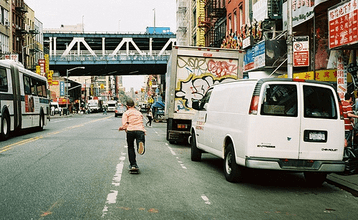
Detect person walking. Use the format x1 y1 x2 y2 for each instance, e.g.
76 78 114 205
103 105 107 115
146 108 153 127
119 98 146 171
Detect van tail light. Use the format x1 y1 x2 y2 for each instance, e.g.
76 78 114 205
249 96 260 115
338 100 344 120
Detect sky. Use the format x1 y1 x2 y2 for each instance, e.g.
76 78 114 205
25 0 176 91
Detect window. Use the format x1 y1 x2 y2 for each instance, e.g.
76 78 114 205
24 75 31 95
199 89 212 110
0 68 8 92
30 78 37 95
261 84 298 117
304 85 337 119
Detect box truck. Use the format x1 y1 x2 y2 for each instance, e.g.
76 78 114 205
165 46 244 144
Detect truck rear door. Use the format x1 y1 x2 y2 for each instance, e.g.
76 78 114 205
299 84 344 160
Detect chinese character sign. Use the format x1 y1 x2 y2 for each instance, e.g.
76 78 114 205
329 0 358 49
337 52 347 100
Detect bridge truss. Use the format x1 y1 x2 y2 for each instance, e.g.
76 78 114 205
44 32 176 76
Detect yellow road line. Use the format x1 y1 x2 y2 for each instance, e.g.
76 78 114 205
0 116 112 154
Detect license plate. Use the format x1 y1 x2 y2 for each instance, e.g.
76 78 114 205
304 130 327 142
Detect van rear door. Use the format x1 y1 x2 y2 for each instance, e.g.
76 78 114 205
299 84 344 161
250 82 300 159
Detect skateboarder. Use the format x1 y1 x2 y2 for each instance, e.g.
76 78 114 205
119 98 146 173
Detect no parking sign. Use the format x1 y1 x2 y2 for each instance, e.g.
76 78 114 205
293 36 309 67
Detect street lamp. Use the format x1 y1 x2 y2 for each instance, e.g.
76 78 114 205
66 67 85 114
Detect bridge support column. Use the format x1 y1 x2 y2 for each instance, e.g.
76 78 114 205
49 37 52 57
54 37 57 56
102 38 105 56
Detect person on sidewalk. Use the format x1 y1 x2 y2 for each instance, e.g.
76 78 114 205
342 92 358 174
343 92 358 148
119 98 146 170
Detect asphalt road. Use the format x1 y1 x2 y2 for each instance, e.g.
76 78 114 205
1 113 358 220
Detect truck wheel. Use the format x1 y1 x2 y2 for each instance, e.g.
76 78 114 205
304 172 327 187
191 133 202 161
1 114 10 140
224 143 244 182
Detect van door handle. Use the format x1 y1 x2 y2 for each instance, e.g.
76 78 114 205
205 113 207 123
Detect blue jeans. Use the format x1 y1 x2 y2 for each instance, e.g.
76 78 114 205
126 131 145 166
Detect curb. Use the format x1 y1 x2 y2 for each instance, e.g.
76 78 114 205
326 174 358 197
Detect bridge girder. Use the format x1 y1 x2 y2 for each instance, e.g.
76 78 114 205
44 32 176 76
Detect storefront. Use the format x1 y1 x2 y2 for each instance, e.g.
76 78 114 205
328 0 358 100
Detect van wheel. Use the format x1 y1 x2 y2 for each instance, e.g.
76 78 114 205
191 133 202 161
1 114 10 140
304 172 327 187
224 143 244 182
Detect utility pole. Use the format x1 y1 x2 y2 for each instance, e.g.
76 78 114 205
287 0 293 78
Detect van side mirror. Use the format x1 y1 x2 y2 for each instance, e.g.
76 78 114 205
192 100 201 110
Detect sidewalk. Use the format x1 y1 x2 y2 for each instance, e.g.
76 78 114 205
327 173 358 196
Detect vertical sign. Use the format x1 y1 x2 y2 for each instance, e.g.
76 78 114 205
254 41 265 69
337 51 347 100
60 81 65 96
36 65 41 75
44 54 50 76
293 36 309 67
38 59 46 75
47 70 53 86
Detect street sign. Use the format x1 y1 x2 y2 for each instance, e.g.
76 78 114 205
293 36 309 67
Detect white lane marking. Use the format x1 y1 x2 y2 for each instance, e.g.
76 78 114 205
201 195 211 205
102 152 126 218
106 190 118 204
166 143 187 169
112 155 126 187
167 145 176 156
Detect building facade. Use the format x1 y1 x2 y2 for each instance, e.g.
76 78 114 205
0 0 10 57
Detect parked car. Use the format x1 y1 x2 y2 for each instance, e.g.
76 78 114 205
190 78 345 186
115 105 127 117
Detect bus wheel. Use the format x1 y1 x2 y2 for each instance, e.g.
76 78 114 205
1 114 10 140
38 113 44 131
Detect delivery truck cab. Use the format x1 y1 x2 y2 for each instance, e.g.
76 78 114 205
191 78 345 186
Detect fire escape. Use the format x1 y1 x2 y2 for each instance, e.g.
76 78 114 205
14 1 28 61
199 0 226 47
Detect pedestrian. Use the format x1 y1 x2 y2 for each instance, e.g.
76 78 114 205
51 105 55 116
118 98 146 171
146 108 153 127
343 92 358 148
103 105 107 115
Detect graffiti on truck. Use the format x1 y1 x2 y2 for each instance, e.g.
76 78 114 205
174 56 238 112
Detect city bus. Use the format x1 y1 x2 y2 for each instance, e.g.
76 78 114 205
0 60 50 140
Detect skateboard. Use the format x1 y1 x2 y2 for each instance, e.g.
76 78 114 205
129 167 140 174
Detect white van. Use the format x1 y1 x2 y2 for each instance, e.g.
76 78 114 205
190 78 345 185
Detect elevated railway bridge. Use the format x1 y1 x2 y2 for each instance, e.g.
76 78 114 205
43 31 176 76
